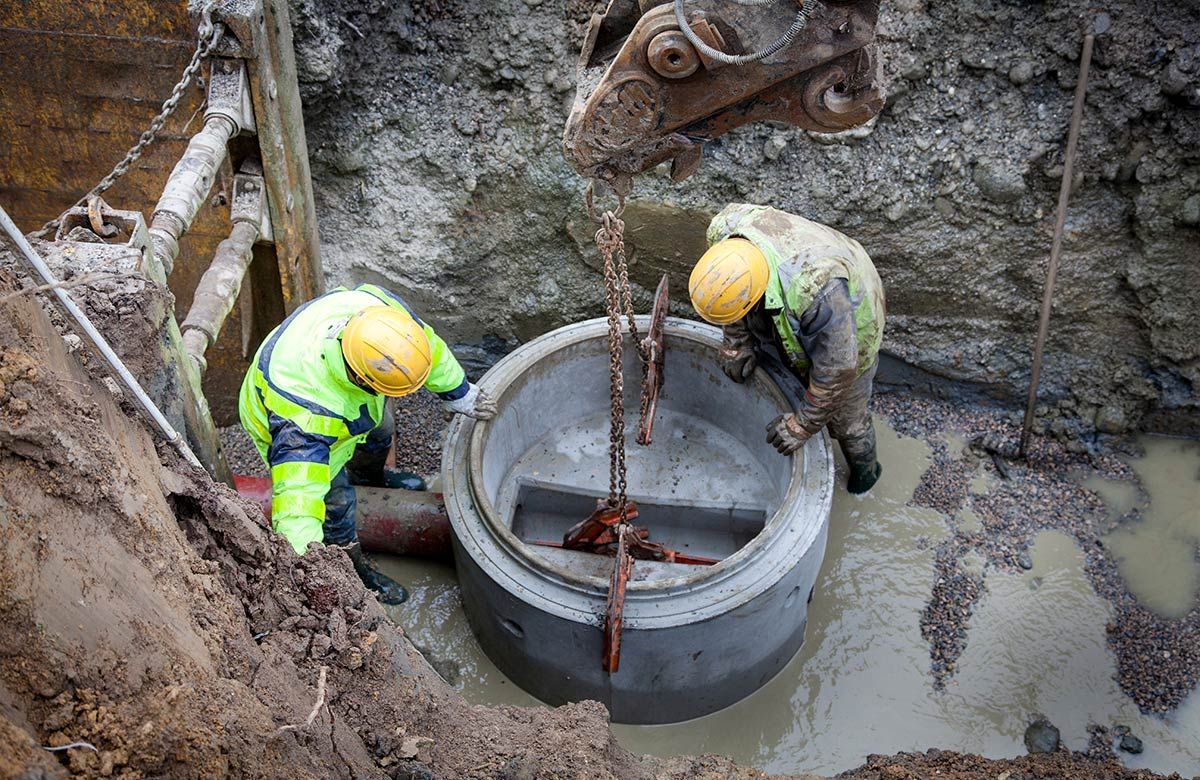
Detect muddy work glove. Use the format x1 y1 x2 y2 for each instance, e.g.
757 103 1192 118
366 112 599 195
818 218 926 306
442 383 497 420
720 321 757 384
766 413 814 456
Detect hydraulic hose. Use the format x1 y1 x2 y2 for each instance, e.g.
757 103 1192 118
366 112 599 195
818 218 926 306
0 205 203 470
673 0 815 66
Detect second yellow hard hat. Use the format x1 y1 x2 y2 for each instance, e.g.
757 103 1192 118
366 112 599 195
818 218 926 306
688 238 770 325
341 306 432 396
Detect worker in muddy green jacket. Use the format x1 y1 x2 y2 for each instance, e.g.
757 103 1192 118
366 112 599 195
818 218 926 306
239 284 496 604
689 204 885 494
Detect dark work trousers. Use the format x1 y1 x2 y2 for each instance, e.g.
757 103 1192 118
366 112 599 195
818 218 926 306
321 400 395 546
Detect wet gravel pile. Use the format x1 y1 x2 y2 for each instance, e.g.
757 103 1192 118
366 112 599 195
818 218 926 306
910 440 973 515
920 536 984 687
873 392 1200 714
840 748 1177 780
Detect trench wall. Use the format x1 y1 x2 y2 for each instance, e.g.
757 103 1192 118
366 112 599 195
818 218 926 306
291 0 1200 435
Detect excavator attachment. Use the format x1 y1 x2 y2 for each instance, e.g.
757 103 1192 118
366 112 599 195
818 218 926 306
563 0 884 193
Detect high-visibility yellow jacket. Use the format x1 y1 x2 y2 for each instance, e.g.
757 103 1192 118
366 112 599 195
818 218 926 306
707 204 885 376
238 284 466 553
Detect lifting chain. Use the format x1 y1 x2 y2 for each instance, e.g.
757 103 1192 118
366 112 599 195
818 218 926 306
34 3 225 239
587 184 648 519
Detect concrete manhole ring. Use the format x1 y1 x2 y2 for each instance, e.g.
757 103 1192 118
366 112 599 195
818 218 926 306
443 317 834 723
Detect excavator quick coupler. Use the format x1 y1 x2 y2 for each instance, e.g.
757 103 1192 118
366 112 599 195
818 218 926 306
563 0 884 194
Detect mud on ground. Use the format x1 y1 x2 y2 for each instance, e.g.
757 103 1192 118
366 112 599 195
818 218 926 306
873 392 1200 716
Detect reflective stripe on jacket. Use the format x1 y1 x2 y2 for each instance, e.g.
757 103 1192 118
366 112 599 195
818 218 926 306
238 284 467 553
707 204 885 375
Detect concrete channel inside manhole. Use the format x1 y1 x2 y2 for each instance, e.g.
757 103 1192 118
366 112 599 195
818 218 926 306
442 317 834 723
510 482 768 561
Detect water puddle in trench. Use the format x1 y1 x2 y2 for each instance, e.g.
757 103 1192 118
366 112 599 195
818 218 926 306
1089 436 1200 620
375 421 1200 777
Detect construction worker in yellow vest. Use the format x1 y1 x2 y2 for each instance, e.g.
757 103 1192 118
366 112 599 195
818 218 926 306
239 284 496 604
689 204 886 494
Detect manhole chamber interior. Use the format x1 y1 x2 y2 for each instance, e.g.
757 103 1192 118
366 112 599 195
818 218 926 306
443 317 833 723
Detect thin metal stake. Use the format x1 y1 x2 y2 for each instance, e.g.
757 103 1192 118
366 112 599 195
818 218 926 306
1019 31 1095 457
0 205 203 470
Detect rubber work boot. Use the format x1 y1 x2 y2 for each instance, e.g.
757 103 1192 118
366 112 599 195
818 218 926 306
840 430 882 495
344 542 408 605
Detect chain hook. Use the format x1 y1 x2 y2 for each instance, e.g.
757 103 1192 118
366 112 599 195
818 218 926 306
585 181 626 225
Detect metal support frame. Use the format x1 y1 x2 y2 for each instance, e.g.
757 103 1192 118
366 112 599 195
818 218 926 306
207 0 324 312
181 167 266 373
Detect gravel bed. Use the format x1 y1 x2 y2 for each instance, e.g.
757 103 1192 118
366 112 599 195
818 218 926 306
390 390 449 477
874 392 1200 714
219 424 267 477
218 390 452 481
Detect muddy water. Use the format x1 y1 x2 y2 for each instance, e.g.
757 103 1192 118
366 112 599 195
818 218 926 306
1092 437 1200 619
376 423 1200 777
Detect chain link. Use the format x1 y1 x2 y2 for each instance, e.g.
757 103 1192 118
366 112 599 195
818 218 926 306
588 183 650 519
34 4 223 238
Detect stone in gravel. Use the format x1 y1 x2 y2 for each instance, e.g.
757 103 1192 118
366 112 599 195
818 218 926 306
1024 718 1060 754
1017 552 1033 570
974 160 1027 203
764 134 789 161
1119 733 1144 754
392 761 434 780
901 60 926 81
1180 193 1200 226
1009 61 1035 85
1094 405 1127 434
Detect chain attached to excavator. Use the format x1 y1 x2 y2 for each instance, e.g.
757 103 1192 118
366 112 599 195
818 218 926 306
571 183 714 673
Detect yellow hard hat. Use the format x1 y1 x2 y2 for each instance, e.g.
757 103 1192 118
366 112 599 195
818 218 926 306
688 238 770 325
341 306 432 396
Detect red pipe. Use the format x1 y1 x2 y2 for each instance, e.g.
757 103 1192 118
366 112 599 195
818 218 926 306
233 475 453 560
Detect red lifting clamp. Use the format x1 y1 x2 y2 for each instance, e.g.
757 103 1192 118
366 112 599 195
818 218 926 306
528 496 719 674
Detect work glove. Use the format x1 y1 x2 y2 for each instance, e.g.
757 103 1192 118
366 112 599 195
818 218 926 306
721 345 757 384
720 322 757 384
766 413 811 456
442 383 498 420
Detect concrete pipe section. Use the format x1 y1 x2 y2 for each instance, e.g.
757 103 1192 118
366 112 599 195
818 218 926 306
443 317 834 724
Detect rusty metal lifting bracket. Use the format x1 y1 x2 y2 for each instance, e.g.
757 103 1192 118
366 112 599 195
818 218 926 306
563 0 884 193
637 273 669 445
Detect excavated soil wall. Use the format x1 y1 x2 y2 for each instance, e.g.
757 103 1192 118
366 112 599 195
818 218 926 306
287 0 1200 436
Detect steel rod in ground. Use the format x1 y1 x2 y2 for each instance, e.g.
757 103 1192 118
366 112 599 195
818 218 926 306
0 205 203 470
1019 32 1094 458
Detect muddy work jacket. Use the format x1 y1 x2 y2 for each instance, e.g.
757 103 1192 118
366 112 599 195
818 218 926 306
239 284 467 554
708 204 886 436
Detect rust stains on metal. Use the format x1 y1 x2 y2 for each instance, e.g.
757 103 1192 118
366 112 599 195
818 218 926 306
563 0 884 191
